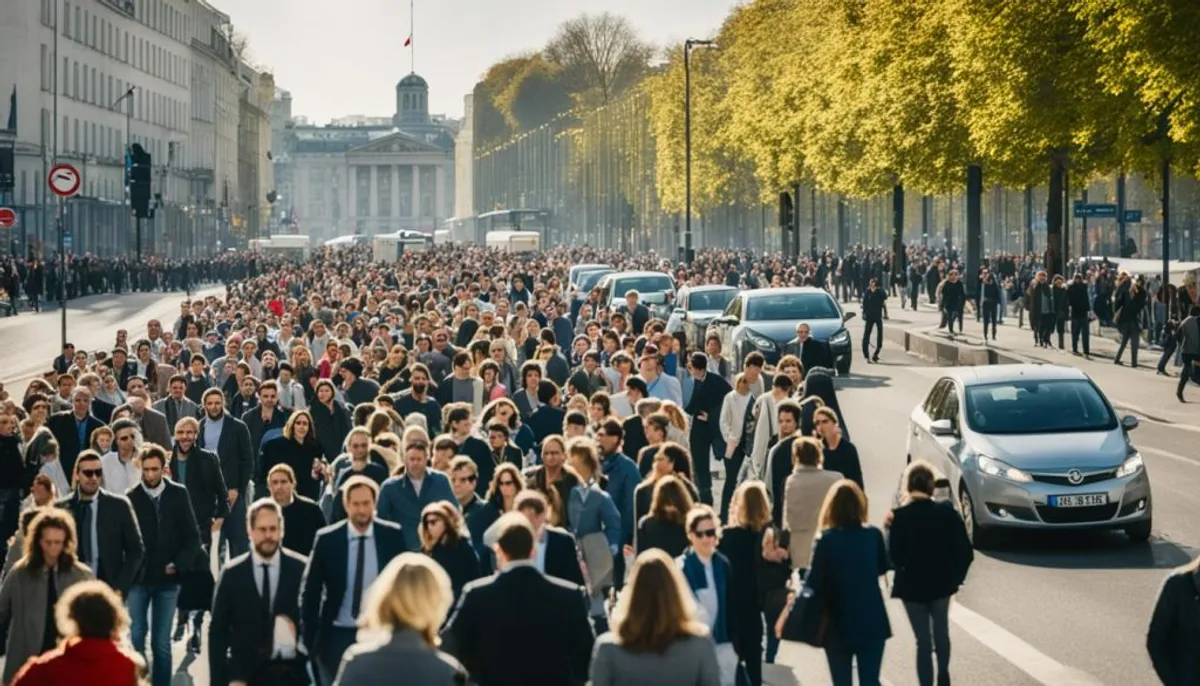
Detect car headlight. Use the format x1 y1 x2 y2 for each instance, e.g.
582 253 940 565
1115 453 1144 478
829 329 850 345
977 455 1033 483
745 331 775 350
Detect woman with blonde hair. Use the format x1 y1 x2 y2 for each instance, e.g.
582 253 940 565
333 553 468 686
590 548 721 686
418 501 481 600
660 402 690 445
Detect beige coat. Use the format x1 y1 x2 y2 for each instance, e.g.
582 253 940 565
0 560 93 684
782 466 843 570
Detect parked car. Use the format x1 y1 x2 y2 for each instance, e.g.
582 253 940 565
906 364 1151 548
595 271 678 320
706 287 854 374
665 285 739 350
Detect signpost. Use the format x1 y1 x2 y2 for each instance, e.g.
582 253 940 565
48 163 80 347
0 207 15 228
1123 209 1143 223
1073 202 1117 219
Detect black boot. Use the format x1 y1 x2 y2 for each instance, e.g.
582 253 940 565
189 614 203 653
173 610 187 642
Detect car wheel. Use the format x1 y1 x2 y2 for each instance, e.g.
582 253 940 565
1125 518 1152 543
959 484 995 550
836 358 851 376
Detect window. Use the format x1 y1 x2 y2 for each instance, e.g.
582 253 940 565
745 293 840 321
40 44 49 91
74 7 80 39
964 380 1118 435
61 115 69 151
90 67 96 104
42 0 51 27
72 118 79 153
62 57 69 96
63 1 71 36
72 61 79 99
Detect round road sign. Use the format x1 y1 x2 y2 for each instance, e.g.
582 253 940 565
0 208 15 228
48 163 82 198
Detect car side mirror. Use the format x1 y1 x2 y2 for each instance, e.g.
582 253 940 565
717 315 739 325
673 307 685 315
843 311 857 322
1120 415 1139 431
929 418 957 437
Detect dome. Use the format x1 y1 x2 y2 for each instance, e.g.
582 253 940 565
397 73 428 89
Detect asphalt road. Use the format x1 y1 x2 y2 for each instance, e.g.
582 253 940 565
762 313 1193 686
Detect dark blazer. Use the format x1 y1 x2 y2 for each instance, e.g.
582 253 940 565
154 395 201 433
301 518 407 653
135 407 173 448
428 538 483 600
210 549 308 686
526 405 565 447
241 406 293 474
888 499 973 603
685 372 732 431
679 550 734 644
806 525 892 650
198 412 254 493
46 411 105 477
90 397 116 425
623 415 648 469
542 526 586 587
784 338 835 374
442 565 594 686
281 495 326 557
1147 569 1200 686
171 445 230 547
635 515 688 558
56 489 146 595
126 479 204 586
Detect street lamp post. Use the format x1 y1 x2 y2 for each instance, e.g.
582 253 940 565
110 86 135 258
684 38 716 265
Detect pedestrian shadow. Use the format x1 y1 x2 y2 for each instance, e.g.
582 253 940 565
834 373 890 390
763 662 802 686
171 654 198 686
981 530 1196 570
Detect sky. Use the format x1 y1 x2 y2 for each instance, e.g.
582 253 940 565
211 0 739 124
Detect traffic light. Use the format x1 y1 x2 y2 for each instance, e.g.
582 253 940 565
130 143 152 218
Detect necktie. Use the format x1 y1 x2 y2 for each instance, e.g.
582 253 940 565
351 536 367 618
78 503 93 568
42 570 59 652
261 563 272 620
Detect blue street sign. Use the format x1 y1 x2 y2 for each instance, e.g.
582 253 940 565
1073 202 1117 219
124 153 132 187
1123 209 1142 223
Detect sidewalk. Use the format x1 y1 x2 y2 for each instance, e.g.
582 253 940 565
844 298 1199 428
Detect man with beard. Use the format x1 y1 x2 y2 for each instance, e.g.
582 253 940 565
267 463 325 557
126 444 202 686
169 416 229 653
210 498 308 686
197 388 254 558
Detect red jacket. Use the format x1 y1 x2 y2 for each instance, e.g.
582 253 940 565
12 637 140 686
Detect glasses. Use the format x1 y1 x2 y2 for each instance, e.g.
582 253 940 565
455 474 478 483
692 528 718 539
79 469 103 479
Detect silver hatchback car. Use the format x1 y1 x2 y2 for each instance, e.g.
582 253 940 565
906 365 1151 548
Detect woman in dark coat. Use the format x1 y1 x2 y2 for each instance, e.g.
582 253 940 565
635 475 693 558
261 409 326 501
310 379 352 463
1147 555 1200 686
718 483 773 686
418 501 481 601
1113 273 1148 367
798 369 849 441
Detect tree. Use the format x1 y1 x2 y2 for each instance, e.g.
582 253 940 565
493 56 575 132
545 13 654 109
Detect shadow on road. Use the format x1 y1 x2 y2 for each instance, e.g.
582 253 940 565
171 653 198 686
982 531 1196 571
835 373 891 390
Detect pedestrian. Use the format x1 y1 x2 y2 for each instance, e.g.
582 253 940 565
376 427 456 551
417 500 481 600
813 407 863 492
267 463 327 557
333 552 469 686
126 444 202 686
209 498 309 686
980 271 1001 342
1174 305 1200 403
717 373 753 522
260 409 326 501
685 352 732 505
9 580 143 686
1147 555 1200 685
635 475 695 558
590 548 721 686
861 278 886 362
886 461 974 686
718 482 774 685
1066 272 1092 357
564 436 623 631
0 508 94 684
939 270 966 336
197 388 254 558
678 504 740 686
1113 272 1147 367
781 437 843 573
55 450 145 597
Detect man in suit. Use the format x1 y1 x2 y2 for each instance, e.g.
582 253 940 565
153 373 201 435
110 347 139 391
302 476 406 685
512 362 542 420
121 377 172 447
77 373 115 424
46 387 106 478
242 380 292 487
685 352 733 506
526 380 565 449
513 489 586 586
619 290 651 336
126 444 202 686
267 463 326 557
443 512 595 686
785 322 835 374
198 388 254 557
211 498 309 686
56 450 146 596
376 433 455 551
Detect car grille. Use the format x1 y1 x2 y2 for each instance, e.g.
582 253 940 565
1030 469 1117 487
1035 503 1119 524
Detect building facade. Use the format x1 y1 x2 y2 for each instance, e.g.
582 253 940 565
0 0 270 259
270 72 457 243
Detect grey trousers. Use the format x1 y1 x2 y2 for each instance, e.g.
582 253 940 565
903 596 952 686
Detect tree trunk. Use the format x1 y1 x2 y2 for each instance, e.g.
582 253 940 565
966 165 983 296
1045 158 1066 278
892 184 906 280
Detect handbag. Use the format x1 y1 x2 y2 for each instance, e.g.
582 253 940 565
780 551 830 647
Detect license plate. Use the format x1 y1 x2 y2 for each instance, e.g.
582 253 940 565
1048 493 1109 508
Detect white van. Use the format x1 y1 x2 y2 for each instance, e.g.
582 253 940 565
485 230 540 253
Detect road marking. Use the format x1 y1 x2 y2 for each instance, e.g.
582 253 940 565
950 602 1107 686
1140 445 1200 468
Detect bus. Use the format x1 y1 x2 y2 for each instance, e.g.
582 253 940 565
476 209 550 237
373 231 433 262
442 217 476 244
254 235 312 261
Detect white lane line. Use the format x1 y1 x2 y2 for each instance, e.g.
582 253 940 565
1140 445 1200 468
950 602 1107 686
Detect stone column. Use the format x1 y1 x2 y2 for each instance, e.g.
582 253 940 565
367 165 377 233
347 164 356 224
392 165 401 231
411 165 421 220
435 165 446 223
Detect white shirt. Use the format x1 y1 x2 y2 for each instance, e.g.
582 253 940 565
252 549 282 613
696 556 719 632
533 531 549 573
336 521 377 628
101 451 141 495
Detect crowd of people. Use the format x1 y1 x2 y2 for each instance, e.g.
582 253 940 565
0 240 1194 686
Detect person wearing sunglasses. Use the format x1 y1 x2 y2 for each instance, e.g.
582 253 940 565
56 450 145 599
679 504 740 686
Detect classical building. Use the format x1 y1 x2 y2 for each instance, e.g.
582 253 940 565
270 71 457 242
0 0 269 258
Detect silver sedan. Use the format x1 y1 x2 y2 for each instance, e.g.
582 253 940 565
906 364 1152 548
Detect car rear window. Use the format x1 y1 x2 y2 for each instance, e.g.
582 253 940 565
964 379 1117 434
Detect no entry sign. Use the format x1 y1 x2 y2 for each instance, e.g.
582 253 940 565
0 207 15 228
48 163 82 198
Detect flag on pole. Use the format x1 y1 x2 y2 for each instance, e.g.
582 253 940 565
404 34 412 47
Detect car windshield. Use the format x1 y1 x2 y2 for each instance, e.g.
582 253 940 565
690 290 736 312
612 275 673 303
578 269 612 292
745 293 839 321
963 379 1117 435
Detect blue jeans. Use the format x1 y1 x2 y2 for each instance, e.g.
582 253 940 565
825 639 886 686
128 584 181 686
